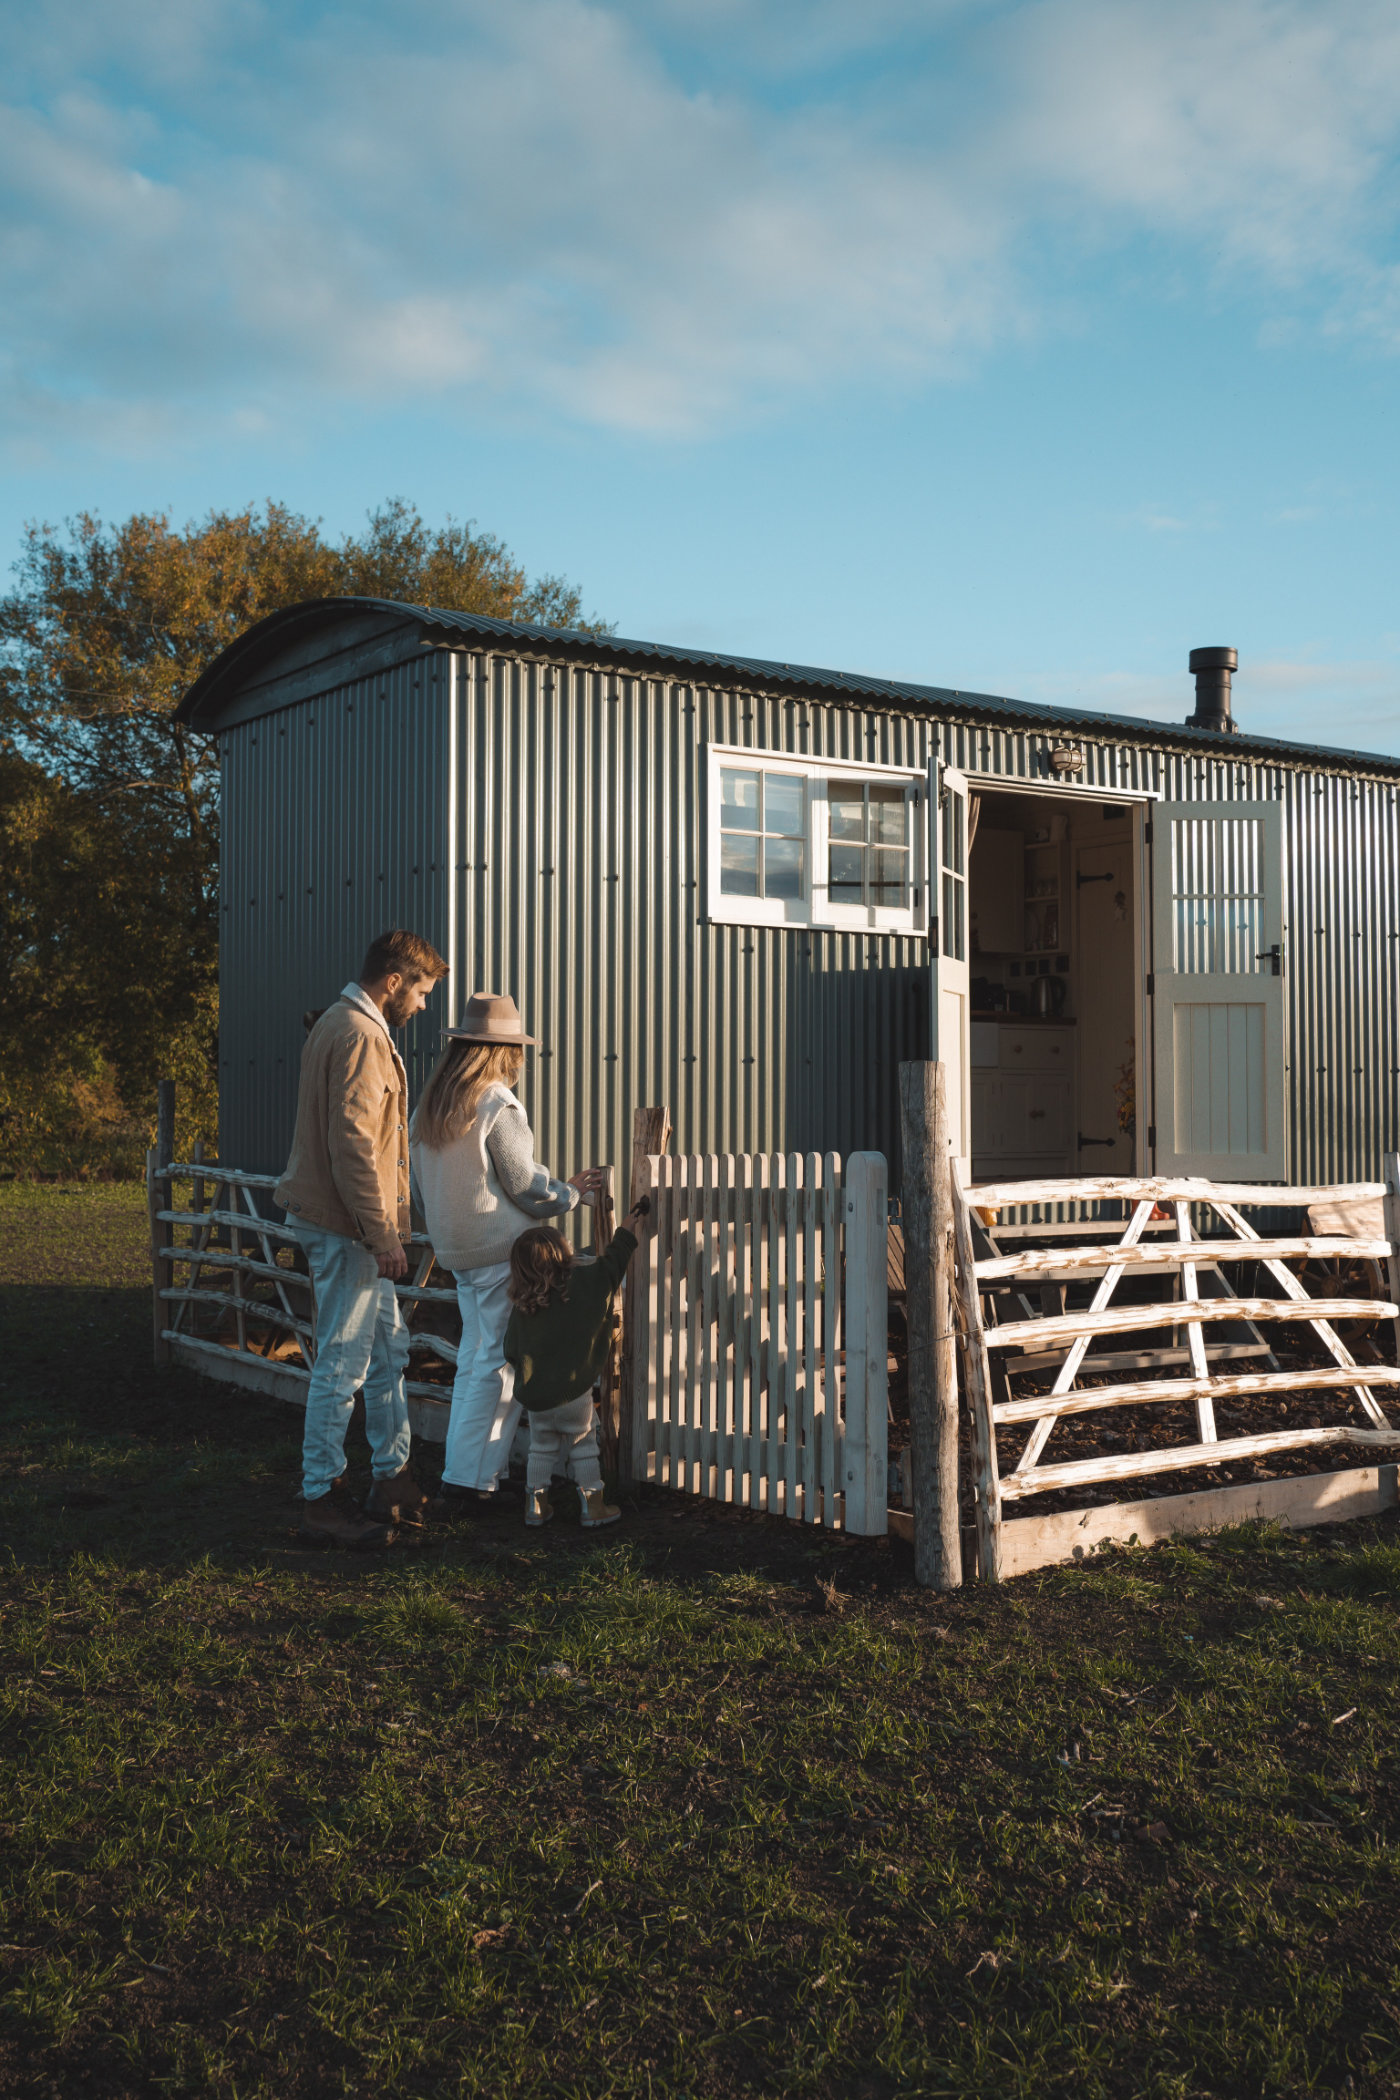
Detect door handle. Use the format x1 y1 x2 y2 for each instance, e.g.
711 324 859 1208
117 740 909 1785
1255 944 1282 976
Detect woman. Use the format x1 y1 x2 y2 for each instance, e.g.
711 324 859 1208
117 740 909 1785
411 991 600 1508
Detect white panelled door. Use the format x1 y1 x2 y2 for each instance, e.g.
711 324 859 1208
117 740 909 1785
929 758 972 1171
1151 800 1286 1180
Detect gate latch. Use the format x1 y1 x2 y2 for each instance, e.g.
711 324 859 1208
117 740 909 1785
1255 943 1282 976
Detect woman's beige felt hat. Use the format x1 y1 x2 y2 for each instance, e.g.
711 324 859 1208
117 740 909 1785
445 991 536 1047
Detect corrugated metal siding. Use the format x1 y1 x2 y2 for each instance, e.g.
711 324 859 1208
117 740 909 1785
451 656 932 1190
219 654 450 1172
214 629 1400 1192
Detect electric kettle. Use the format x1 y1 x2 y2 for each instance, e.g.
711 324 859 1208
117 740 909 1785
1031 974 1066 1018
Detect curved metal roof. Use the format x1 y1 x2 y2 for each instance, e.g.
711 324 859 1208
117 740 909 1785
176 596 1400 775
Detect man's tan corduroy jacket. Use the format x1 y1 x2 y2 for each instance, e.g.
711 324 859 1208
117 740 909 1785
274 996 410 1254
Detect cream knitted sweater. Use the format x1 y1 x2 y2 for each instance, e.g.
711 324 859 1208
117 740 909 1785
411 1083 578 1272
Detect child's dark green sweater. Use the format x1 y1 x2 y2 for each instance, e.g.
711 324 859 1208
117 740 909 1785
503 1228 638 1412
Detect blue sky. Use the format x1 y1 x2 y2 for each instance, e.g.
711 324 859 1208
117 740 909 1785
5 0 1400 754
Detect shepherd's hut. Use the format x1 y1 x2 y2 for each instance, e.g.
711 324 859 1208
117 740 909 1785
177 606 1400 1192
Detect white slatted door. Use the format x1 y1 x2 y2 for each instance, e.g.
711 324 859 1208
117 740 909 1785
929 759 972 1172
1151 800 1286 1180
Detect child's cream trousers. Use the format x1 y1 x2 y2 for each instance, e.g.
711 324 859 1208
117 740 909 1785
525 1396 603 1492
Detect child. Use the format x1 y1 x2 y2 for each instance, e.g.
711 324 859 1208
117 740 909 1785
503 1203 646 1528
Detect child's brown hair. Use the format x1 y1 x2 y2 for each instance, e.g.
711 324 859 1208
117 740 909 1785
507 1227 574 1316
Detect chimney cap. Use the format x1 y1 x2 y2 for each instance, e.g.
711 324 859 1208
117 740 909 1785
1188 646 1238 674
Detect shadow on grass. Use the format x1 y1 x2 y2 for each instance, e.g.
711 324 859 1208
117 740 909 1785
0 1247 894 1597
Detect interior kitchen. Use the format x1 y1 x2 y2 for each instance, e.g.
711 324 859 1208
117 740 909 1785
967 789 1139 1182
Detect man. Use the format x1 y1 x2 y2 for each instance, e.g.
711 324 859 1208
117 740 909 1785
276 928 449 1547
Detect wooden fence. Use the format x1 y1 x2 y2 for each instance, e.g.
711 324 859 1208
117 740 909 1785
627 1151 889 1533
146 1137 887 1537
954 1163 1400 1581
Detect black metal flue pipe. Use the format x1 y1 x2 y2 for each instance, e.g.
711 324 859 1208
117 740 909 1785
1187 646 1238 732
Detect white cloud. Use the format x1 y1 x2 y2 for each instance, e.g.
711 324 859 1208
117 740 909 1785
4 0 1400 449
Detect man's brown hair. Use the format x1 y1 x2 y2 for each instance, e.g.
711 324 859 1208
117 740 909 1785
359 929 449 985
507 1227 574 1317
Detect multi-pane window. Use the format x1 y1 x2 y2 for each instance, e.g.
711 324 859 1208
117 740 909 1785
828 781 911 908
719 769 806 900
708 748 925 932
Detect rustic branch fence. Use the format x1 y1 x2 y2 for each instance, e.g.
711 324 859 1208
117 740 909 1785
898 1058 1400 1584
146 1150 625 1446
150 1067 1400 1580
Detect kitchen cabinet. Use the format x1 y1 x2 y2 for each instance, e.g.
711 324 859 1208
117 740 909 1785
971 1023 1075 1179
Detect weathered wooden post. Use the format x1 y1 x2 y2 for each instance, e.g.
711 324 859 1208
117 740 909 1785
619 1105 671 1484
951 1158 1002 1582
147 1080 177 1367
898 1061 962 1589
1385 1153 1400 1372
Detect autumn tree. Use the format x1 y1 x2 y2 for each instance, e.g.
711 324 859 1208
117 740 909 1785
0 500 605 1172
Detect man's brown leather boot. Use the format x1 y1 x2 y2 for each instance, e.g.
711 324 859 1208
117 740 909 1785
365 1462 432 1531
300 1477 395 1550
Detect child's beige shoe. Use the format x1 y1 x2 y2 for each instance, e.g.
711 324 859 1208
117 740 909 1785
525 1487 554 1528
579 1486 622 1528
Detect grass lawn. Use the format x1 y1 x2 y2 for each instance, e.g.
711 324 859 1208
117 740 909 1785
4 1182 1400 2097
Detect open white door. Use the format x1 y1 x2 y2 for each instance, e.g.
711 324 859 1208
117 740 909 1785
1151 800 1286 1180
929 758 972 1172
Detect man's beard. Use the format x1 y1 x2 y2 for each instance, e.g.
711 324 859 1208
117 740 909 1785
384 984 420 1027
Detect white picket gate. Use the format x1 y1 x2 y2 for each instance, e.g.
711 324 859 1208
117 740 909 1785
627 1151 889 1534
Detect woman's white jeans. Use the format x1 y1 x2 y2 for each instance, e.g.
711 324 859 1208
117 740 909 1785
444 1262 518 1490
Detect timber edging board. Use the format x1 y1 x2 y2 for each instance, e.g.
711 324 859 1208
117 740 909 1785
166 1333 451 1442
886 1464 1399 1574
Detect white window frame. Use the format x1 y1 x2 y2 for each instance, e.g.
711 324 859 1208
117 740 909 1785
705 743 929 934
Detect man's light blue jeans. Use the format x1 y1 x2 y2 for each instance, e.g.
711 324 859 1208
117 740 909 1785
443 1261 518 1491
289 1217 412 1500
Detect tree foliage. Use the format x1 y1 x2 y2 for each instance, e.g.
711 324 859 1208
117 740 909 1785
0 500 606 1173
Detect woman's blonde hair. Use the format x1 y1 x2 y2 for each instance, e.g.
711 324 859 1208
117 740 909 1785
508 1226 574 1316
411 1039 525 1150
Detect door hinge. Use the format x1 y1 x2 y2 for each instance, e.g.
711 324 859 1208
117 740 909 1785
1144 821 1153 845
1147 1123 1157 1149
1145 972 1154 996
